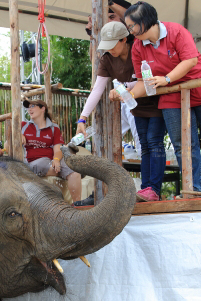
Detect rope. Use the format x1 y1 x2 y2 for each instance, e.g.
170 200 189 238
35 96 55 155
36 0 50 75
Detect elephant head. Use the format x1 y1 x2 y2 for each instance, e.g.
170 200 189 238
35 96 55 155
0 148 136 299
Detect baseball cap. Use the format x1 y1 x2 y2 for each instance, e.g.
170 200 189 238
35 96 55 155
98 21 129 50
23 99 48 109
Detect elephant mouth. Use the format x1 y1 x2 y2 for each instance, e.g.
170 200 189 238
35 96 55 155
27 257 66 295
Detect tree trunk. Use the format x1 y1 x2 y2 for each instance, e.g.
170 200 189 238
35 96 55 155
9 0 23 161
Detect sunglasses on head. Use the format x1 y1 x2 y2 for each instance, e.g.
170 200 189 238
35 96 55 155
28 104 39 109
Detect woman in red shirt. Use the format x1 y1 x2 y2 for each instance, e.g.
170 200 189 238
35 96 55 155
125 1 201 194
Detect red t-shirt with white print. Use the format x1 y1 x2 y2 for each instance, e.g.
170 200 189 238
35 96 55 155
132 22 201 109
22 118 64 162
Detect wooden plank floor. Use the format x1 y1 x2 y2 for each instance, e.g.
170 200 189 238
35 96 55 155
74 198 201 216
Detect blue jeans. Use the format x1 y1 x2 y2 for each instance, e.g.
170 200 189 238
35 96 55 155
163 107 201 191
134 116 166 195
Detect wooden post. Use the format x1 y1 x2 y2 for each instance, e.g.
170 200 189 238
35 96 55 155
91 0 104 205
91 0 122 205
181 89 193 198
5 119 13 157
9 0 23 161
43 64 53 117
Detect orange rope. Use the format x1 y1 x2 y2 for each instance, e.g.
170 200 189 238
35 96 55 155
38 0 46 37
36 0 50 74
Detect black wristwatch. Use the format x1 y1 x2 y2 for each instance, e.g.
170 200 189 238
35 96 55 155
164 75 171 84
108 0 114 5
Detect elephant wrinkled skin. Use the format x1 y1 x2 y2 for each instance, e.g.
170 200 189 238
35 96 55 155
0 147 136 299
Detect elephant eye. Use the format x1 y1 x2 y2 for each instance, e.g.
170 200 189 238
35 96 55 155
8 211 20 218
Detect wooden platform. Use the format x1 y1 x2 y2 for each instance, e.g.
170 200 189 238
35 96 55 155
74 198 201 215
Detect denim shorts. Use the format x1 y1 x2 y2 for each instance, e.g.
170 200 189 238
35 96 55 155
26 157 74 179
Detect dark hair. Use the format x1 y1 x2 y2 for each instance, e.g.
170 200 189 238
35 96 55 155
119 33 134 44
38 104 52 121
119 19 135 43
124 1 158 35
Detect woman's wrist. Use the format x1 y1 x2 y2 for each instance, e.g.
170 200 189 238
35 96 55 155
77 119 86 124
53 157 60 161
77 116 87 124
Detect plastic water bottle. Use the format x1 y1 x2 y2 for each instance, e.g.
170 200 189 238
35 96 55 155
85 138 91 152
71 126 96 146
113 79 137 110
141 60 156 96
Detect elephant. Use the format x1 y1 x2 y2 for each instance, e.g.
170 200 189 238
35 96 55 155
0 145 136 299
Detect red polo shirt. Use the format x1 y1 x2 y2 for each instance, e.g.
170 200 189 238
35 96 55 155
132 22 201 109
22 119 64 162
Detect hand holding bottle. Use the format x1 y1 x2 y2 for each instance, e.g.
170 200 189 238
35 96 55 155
72 126 96 146
76 121 87 137
109 89 122 102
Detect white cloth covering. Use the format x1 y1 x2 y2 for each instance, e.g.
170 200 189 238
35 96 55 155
121 102 141 156
7 212 201 301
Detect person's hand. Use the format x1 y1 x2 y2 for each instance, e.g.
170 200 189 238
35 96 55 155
85 16 92 36
76 122 87 137
109 89 122 102
148 76 168 89
22 134 26 145
52 159 61 174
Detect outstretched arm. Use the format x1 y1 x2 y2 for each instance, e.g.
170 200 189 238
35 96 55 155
108 1 128 19
76 76 109 135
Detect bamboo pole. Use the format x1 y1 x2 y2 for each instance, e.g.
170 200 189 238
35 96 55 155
66 95 69 142
59 95 63 134
5 119 13 157
0 113 12 122
69 96 72 141
21 83 63 99
63 95 67 143
58 94 61 128
43 64 53 117
75 96 78 122
9 0 23 161
181 89 193 198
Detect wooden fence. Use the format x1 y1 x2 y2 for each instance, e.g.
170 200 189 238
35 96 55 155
0 85 91 145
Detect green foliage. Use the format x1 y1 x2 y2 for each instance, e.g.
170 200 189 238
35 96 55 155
41 35 92 89
0 55 11 82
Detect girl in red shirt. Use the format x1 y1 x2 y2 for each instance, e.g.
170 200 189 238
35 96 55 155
125 1 201 194
22 99 82 203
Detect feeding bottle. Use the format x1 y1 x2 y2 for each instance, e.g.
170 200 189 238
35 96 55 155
141 60 156 96
85 138 92 152
113 79 137 110
71 126 96 146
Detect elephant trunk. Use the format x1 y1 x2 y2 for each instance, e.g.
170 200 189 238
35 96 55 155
41 155 136 261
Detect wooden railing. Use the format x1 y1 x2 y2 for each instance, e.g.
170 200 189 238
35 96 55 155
0 83 91 145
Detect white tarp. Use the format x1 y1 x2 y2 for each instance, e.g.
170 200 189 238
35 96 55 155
6 212 201 301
